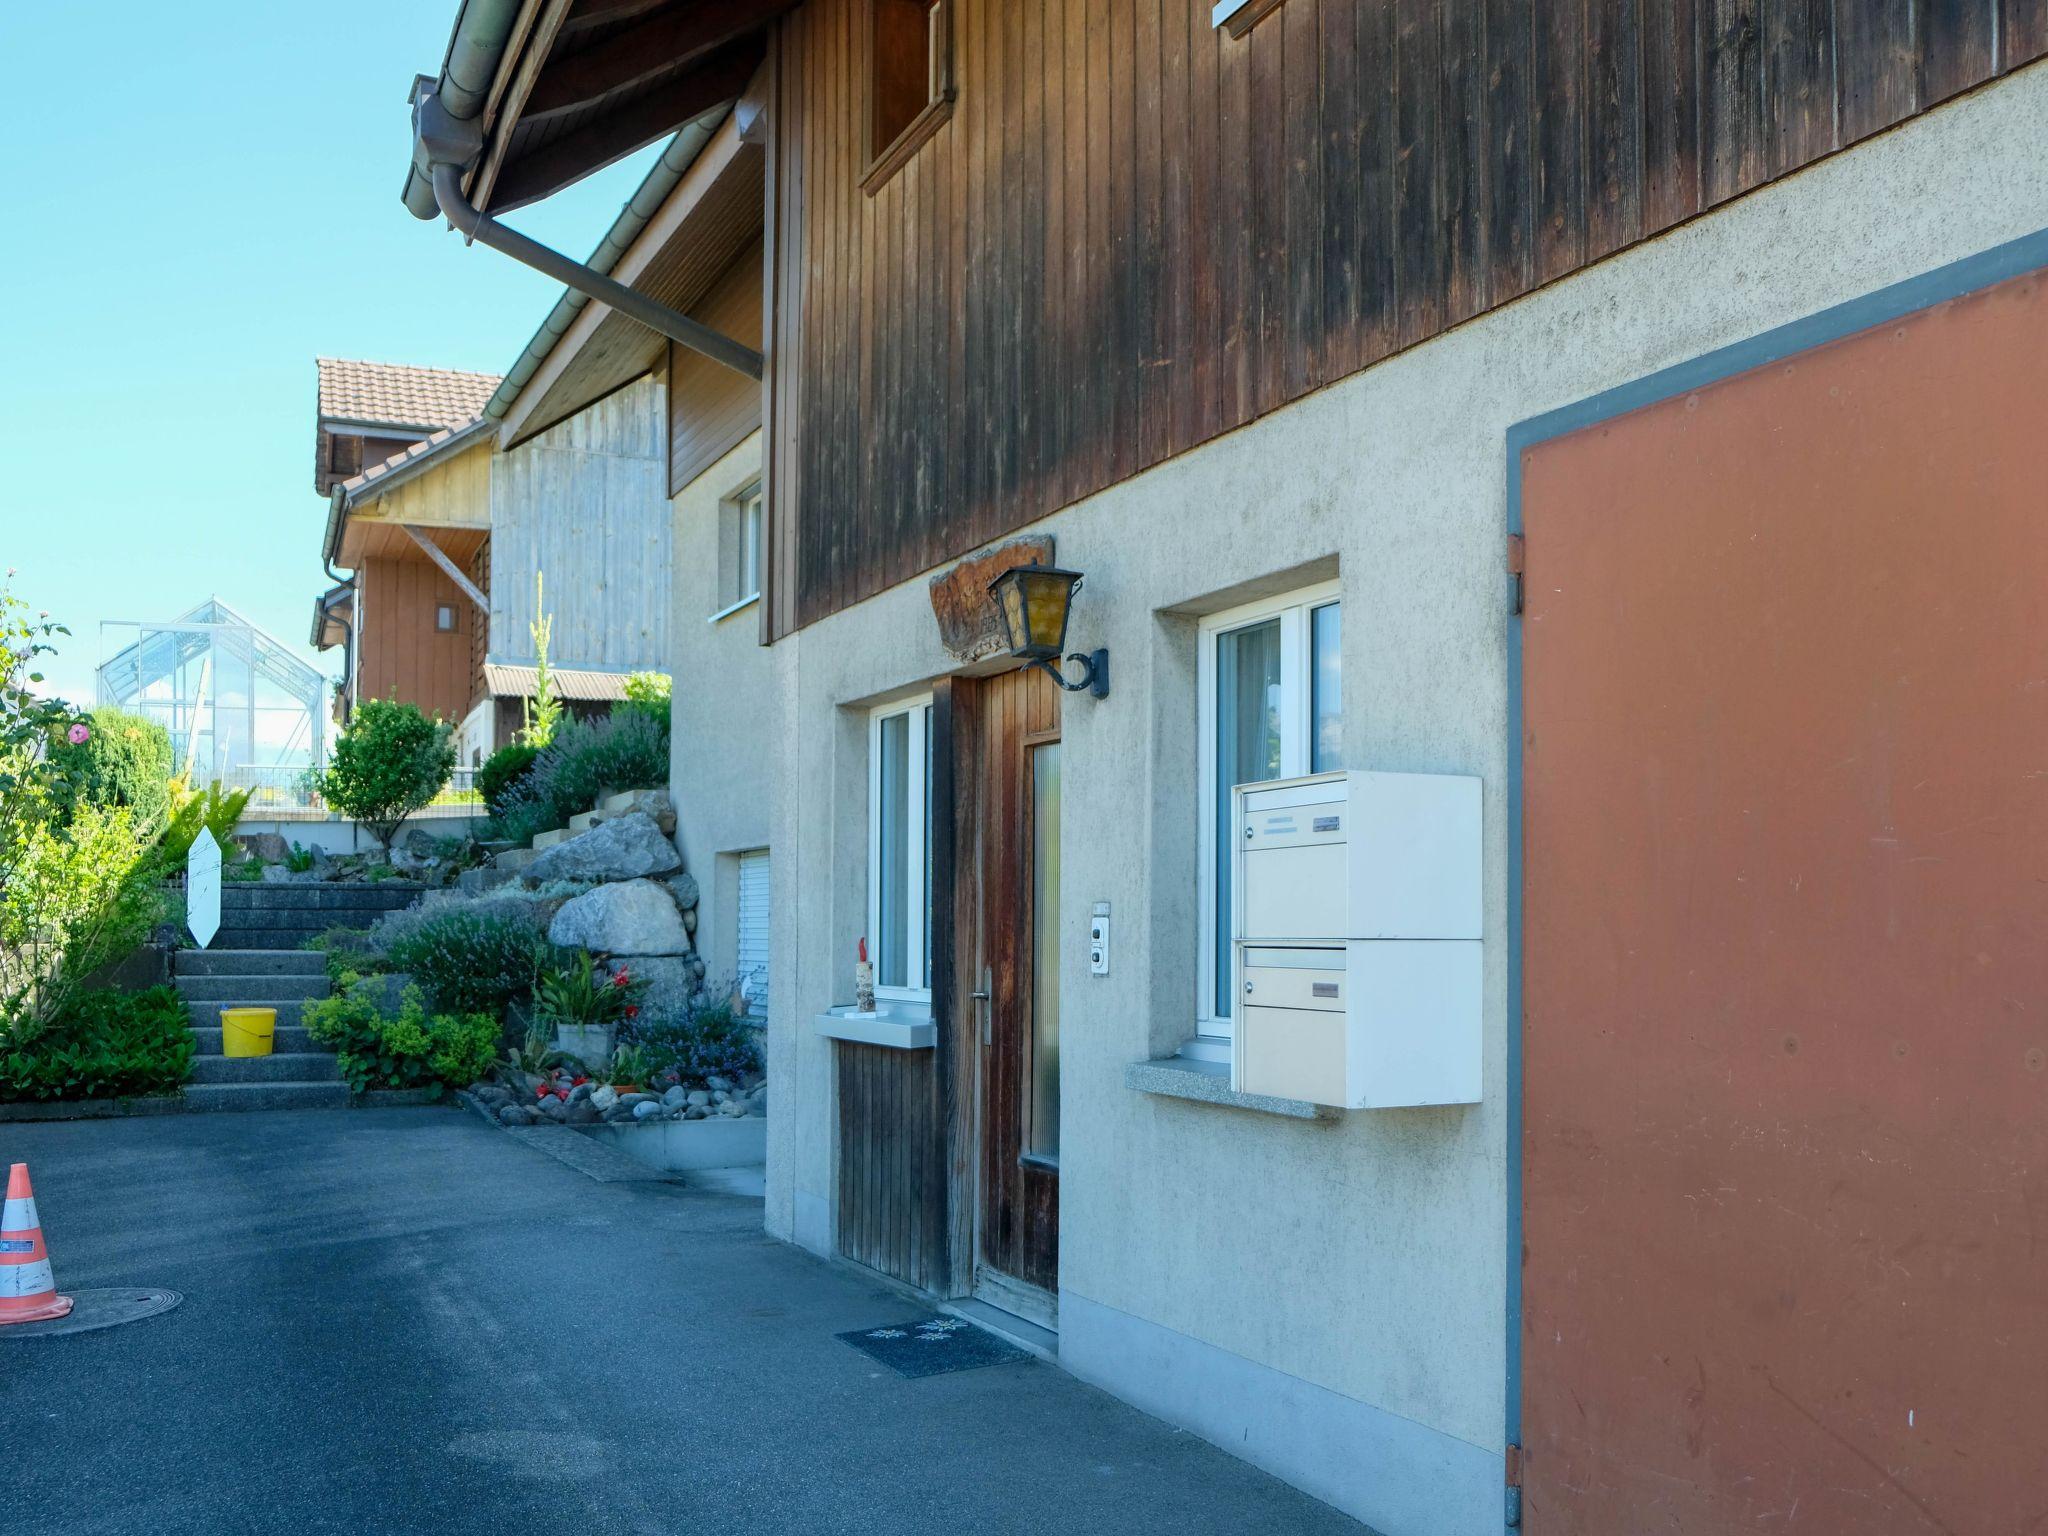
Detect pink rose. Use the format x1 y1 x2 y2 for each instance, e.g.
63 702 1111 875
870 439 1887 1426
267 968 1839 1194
66 723 89 745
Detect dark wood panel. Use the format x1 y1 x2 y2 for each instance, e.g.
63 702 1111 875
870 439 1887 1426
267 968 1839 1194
1919 0 1997 102
767 0 2021 638
835 1039 946 1290
668 238 766 495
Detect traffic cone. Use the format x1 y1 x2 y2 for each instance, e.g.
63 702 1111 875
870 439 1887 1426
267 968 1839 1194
0 1162 73 1325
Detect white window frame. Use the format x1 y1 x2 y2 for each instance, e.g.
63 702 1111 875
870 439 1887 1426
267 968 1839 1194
1194 579 1342 1054
867 693 934 1007
709 478 765 624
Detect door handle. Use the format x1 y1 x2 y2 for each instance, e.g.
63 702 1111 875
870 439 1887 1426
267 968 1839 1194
970 987 991 1000
975 968 992 1045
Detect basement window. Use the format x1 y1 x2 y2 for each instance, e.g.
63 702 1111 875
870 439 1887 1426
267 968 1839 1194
862 0 953 194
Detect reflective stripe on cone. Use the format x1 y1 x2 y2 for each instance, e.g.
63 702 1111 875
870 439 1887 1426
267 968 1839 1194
0 1163 72 1324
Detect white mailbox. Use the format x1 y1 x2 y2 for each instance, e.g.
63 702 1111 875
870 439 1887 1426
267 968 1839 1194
1231 770 1481 1109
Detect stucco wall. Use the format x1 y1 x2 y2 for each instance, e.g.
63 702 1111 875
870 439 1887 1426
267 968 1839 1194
757 65 2048 1534
668 432 776 1002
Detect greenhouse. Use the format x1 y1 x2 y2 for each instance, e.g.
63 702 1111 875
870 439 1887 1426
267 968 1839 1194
96 598 328 802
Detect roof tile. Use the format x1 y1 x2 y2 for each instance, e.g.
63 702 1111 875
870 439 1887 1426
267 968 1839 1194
316 358 503 431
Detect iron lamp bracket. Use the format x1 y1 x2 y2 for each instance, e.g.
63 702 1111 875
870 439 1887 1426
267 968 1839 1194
1030 648 1109 699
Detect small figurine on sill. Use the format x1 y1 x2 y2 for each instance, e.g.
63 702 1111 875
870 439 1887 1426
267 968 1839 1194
855 937 876 1016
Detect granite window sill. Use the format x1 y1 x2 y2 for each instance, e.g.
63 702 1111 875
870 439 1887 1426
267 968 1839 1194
1124 1056 1335 1121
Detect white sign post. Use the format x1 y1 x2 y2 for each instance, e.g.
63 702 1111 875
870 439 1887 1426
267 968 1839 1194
186 828 222 950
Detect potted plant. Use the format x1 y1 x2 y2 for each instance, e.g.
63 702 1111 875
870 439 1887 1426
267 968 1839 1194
534 950 647 1070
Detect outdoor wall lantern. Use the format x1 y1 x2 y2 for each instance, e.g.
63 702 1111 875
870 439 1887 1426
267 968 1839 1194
987 564 1109 699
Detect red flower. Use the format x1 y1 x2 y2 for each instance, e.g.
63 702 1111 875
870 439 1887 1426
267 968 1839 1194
611 968 631 989
624 1005 640 1019
535 1085 549 1099
572 1075 589 1086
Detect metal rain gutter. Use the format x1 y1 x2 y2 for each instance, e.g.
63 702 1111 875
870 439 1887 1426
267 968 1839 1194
409 86 763 385
401 0 532 220
481 115 724 422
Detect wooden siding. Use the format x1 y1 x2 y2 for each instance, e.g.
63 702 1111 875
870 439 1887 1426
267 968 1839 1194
835 1040 948 1290
468 536 492 713
668 238 767 495
765 0 2047 637
488 374 673 671
356 555 478 723
356 439 494 529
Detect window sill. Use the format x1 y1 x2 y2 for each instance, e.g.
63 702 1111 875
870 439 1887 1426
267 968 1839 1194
860 94 955 196
1124 1056 1335 1122
707 593 760 625
814 1003 935 1050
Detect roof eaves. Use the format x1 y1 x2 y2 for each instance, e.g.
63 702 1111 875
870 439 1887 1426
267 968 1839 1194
486 113 727 422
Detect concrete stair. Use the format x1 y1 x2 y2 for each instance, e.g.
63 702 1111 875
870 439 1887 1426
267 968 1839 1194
175 948 347 1111
211 881 425 948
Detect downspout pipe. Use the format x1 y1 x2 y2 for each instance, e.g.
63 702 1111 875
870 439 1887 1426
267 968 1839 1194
412 89 764 382
401 0 531 220
320 554 355 728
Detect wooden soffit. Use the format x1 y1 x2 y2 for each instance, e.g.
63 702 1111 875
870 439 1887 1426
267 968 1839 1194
472 0 795 216
498 112 765 447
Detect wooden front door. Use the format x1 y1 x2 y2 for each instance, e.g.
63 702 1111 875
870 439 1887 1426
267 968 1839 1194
1519 265 2048 1531
958 665 1061 1324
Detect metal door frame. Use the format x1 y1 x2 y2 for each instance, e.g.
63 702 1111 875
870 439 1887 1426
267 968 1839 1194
1500 225 2048 1529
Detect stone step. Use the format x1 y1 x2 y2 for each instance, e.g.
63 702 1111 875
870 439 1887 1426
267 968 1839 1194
213 905 397 929
208 929 336 952
219 884 422 911
174 975 332 1004
530 827 574 850
568 809 604 833
191 1022 317 1054
174 949 328 978
190 1052 341 1085
183 1081 352 1113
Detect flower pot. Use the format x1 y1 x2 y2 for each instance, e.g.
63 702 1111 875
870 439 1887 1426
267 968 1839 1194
553 1023 613 1071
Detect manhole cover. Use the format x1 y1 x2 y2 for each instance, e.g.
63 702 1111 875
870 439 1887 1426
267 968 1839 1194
0 1288 182 1339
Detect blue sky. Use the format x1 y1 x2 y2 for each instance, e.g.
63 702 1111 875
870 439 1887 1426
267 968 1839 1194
0 3 661 705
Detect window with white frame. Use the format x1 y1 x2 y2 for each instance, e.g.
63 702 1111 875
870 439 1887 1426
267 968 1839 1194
714 479 764 618
869 695 934 1003
1195 582 1342 1046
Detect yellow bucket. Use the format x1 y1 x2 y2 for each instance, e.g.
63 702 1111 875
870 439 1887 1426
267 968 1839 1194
220 1007 277 1058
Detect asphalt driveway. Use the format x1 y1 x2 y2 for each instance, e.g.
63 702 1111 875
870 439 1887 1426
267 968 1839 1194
0 1106 1365 1535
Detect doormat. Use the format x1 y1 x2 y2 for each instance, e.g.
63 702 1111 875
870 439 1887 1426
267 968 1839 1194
836 1316 1029 1378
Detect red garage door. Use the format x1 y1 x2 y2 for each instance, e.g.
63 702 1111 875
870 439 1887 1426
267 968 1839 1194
1519 263 2048 1533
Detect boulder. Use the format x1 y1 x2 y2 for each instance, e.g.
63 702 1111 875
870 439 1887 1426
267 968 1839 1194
236 832 291 864
525 812 680 884
663 871 700 913
589 1084 619 1113
548 880 689 956
499 1104 537 1127
661 1085 688 1109
603 788 677 835
631 954 707 1021
566 1098 599 1125
632 1100 665 1121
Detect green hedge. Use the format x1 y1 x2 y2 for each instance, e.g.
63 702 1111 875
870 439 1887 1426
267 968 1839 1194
0 986 194 1103
304 976 497 1096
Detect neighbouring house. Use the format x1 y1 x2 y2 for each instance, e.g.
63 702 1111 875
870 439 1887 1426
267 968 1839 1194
448 109 773 1015
393 5 2048 1534
310 358 501 737
98 598 329 801
312 359 675 768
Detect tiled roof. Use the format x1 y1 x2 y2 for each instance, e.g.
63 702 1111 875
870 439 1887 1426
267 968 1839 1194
315 358 503 430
